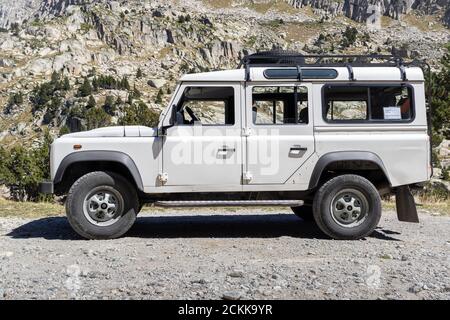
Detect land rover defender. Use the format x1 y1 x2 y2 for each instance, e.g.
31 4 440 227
40 52 432 240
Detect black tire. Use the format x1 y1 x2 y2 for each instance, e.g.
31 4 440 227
291 204 313 221
66 171 139 240
313 174 381 240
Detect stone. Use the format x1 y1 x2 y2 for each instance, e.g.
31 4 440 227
222 291 241 300
147 79 167 89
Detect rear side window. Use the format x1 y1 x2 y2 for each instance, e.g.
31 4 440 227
323 85 414 122
252 86 308 125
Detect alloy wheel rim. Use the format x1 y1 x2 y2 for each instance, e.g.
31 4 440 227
330 188 369 228
83 187 123 226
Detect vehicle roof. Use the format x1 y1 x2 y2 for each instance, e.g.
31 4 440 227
180 66 425 82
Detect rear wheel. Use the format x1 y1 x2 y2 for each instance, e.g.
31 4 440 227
313 174 381 240
66 171 139 240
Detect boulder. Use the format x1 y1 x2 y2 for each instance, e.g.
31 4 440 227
148 79 167 89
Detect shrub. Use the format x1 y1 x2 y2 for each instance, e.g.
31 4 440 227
30 73 70 111
341 26 358 48
155 89 164 104
7 92 24 107
77 77 93 97
118 101 159 127
0 131 53 201
85 107 111 130
443 167 450 181
103 95 116 115
87 95 96 109
136 68 144 79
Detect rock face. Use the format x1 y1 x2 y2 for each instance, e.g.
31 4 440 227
287 0 450 24
0 0 449 146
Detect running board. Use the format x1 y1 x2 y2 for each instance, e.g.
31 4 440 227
154 200 304 208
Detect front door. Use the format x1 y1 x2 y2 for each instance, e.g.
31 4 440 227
244 83 315 184
162 83 243 187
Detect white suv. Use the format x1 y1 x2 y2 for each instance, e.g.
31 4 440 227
40 52 432 240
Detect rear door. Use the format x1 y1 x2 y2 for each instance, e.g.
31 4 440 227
244 83 315 184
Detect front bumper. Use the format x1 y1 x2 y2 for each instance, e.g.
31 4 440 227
39 181 54 194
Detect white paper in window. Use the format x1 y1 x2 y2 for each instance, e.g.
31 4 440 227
383 107 401 120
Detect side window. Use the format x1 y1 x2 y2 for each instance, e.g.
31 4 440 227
370 86 413 121
177 87 235 125
252 86 308 125
324 85 414 122
324 86 368 121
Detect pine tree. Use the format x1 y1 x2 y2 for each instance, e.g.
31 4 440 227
62 77 70 91
136 67 143 79
78 77 92 97
118 101 159 127
87 95 96 109
155 89 164 104
120 76 131 91
50 71 60 86
103 95 116 115
92 76 99 92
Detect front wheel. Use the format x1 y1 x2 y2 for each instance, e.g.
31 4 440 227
66 171 139 240
313 174 382 240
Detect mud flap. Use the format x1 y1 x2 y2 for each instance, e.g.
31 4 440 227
395 185 419 223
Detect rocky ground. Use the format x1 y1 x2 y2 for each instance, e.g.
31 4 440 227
0 207 448 300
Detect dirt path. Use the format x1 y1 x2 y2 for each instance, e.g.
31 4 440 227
0 208 449 300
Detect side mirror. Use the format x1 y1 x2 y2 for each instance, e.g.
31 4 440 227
171 104 178 125
158 105 177 136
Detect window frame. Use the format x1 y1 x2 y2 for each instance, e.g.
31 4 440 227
175 85 236 127
321 83 415 124
263 68 338 80
251 85 309 126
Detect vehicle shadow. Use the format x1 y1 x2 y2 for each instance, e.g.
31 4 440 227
6 214 401 241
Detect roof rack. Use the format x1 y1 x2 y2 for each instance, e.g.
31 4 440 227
238 50 417 81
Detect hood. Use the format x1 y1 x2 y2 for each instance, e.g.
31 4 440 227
62 126 157 138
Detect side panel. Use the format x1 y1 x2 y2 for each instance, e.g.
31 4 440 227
312 82 429 187
161 82 243 187
51 137 161 189
244 82 315 185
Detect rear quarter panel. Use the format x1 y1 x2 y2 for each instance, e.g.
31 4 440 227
312 82 429 187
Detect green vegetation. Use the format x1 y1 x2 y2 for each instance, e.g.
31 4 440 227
7 92 24 107
442 167 450 181
341 26 358 48
87 95 96 108
428 43 450 143
155 88 164 104
77 77 93 97
136 67 144 79
118 101 159 127
0 131 52 201
31 71 70 111
103 95 116 115
85 107 111 130
93 75 131 90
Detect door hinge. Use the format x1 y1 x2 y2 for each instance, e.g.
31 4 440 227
158 172 168 183
243 171 253 183
242 127 252 137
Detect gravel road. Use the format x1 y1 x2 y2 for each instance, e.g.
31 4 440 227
0 208 449 300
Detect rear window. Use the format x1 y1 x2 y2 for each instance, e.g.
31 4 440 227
323 84 414 122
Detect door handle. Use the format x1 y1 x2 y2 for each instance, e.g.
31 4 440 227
289 145 307 157
217 146 235 158
218 147 235 152
290 146 307 152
